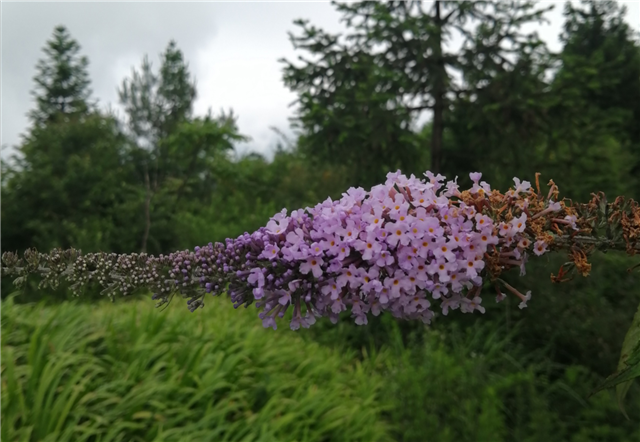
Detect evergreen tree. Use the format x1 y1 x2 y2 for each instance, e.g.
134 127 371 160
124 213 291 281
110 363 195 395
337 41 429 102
119 40 196 148
551 0 640 198
28 25 92 126
118 41 245 254
446 36 555 189
282 0 553 185
2 27 137 255
1 114 135 254
118 40 198 253
427 0 640 197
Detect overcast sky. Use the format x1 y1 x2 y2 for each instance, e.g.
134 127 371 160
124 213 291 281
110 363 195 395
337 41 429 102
2 1 639 160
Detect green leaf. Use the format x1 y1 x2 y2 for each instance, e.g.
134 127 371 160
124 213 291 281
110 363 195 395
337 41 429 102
591 301 640 418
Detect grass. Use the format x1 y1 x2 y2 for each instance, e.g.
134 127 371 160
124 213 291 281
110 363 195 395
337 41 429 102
1 295 391 442
3 289 640 442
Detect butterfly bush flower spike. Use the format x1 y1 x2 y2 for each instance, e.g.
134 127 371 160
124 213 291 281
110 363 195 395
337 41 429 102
5 170 639 331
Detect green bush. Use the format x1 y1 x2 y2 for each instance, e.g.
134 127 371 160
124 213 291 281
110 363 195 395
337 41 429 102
301 311 640 442
1 296 390 442
375 321 640 442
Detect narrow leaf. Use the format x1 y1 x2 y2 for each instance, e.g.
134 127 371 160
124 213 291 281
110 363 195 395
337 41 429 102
592 301 640 418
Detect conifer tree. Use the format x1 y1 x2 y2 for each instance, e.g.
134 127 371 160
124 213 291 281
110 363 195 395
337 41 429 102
553 0 640 198
118 41 200 253
282 0 553 185
2 27 135 255
28 25 92 126
119 40 196 149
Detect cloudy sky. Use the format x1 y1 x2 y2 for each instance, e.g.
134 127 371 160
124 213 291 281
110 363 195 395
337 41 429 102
2 1 639 160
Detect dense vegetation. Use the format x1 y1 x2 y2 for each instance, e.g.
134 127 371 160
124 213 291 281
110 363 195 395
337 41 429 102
2 0 640 440
1 296 390 442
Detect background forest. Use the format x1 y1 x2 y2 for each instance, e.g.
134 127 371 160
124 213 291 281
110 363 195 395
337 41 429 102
2 1 640 441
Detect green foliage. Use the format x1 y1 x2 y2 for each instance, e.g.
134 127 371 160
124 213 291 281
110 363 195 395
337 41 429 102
592 302 640 417
382 323 640 442
282 0 553 182
28 25 92 127
137 115 248 254
542 0 640 200
174 145 349 248
1 112 138 254
302 314 640 442
1 296 391 442
3 2 640 438
119 40 197 143
4 294 637 442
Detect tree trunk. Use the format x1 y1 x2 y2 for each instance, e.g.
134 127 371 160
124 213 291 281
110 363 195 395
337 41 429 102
431 0 445 174
140 164 152 254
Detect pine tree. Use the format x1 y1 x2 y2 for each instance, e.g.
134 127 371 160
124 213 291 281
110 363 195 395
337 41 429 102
118 41 198 253
28 25 92 126
546 0 640 198
119 40 196 147
1 27 139 255
281 0 553 184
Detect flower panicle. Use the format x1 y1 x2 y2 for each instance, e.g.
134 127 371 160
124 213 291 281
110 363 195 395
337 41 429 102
2 170 639 330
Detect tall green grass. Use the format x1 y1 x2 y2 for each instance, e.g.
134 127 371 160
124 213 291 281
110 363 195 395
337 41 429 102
1 296 391 442
3 293 639 442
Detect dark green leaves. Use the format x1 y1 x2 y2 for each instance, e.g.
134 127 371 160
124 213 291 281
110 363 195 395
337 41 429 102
592 301 640 418
281 1 556 184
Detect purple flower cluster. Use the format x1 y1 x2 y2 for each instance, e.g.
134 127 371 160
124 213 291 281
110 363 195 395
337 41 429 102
207 171 536 330
4 170 560 330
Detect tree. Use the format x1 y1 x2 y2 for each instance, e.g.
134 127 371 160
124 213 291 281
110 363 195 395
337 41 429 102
282 0 553 185
2 26 136 255
1 113 135 254
445 48 553 188
118 40 197 253
119 42 249 253
119 40 197 145
28 25 92 126
282 19 426 188
161 111 247 211
444 0 640 199
550 0 640 199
